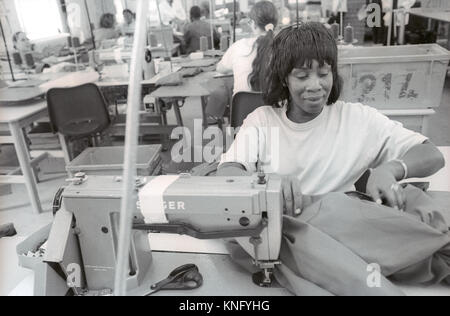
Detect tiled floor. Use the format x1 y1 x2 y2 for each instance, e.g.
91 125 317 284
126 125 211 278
1 77 449 296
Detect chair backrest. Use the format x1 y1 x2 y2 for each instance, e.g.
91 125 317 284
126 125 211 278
46 83 111 138
12 52 22 66
230 91 265 128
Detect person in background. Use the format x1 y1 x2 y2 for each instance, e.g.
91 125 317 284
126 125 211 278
119 9 136 36
200 1 211 20
206 1 278 120
12 31 53 72
94 13 120 48
183 6 220 54
149 0 186 27
12 31 80 73
12 32 45 65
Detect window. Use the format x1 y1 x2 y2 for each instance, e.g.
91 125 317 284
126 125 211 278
15 0 63 40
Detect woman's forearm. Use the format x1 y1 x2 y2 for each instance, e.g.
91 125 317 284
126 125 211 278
216 63 232 75
382 141 445 180
216 162 250 176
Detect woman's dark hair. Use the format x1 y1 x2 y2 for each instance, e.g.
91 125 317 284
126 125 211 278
100 13 116 29
123 9 135 18
12 31 25 50
247 1 278 91
263 22 342 107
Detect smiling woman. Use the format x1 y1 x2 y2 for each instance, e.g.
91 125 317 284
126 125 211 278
218 22 445 216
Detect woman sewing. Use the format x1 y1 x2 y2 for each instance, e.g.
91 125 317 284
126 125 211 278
218 22 445 215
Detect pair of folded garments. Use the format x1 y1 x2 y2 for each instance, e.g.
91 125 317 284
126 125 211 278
155 67 203 86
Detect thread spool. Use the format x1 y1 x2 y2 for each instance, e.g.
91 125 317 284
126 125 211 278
149 33 158 47
24 53 35 68
331 22 340 40
220 36 229 52
344 24 354 44
199 36 208 52
144 49 156 79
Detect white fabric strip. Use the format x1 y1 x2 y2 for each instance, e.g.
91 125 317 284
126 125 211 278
114 48 124 64
139 175 180 223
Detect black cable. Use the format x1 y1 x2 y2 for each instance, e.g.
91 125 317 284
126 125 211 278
84 0 96 50
0 18 16 81
233 0 236 43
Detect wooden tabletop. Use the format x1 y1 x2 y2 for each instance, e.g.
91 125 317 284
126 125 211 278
0 101 47 124
149 71 224 98
0 72 99 105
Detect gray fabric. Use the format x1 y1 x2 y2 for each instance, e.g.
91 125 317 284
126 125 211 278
227 185 450 296
205 77 234 118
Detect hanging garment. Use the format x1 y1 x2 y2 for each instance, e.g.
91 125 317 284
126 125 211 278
227 185 450 296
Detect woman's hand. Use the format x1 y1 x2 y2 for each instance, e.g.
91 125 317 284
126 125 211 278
366 165 406 211
281 176 305 217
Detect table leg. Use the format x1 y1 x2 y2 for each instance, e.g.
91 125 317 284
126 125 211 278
173 101 184 127
9 122 42 214
447 22 450 51
201 96 208 130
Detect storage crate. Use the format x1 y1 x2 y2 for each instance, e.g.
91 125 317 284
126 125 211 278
17 224 71 296
27 123 61 150
66 145 162 176
338 44 450 109
17 224 51 271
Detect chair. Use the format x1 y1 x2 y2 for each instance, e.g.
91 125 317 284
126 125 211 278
46 83 111 164
230 91 265 128
12 52 23 67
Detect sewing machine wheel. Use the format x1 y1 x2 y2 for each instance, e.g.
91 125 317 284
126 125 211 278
52 186 66 215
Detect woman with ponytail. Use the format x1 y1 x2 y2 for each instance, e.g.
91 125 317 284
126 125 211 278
206 1 278 119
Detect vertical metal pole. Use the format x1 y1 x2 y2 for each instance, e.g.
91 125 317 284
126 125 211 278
209 0 214 49
155 0 170 57
114 0 149 297
0 18 15 81
84 0 97 50
296 0 299 26
232 0 236 42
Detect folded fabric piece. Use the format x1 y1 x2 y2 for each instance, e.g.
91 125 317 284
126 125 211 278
204 50 224 57
227 185 450 296
179 58 217 68
155 72 183 86
179 67 203 78
0 223 17 238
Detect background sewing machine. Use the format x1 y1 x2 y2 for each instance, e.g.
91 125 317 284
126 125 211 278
19 174 284 296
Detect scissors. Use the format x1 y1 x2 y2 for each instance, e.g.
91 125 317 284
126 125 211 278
145 264 203 296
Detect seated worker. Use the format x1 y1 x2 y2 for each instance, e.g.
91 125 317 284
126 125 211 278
206 1 278 120
118 9 136 36
183 6 220 54
12 31 75 73
200 1 211 20
94 13 120 48
218 22 445 216
12 31 49 71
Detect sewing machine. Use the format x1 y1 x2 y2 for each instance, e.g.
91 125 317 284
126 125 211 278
38 173 283 296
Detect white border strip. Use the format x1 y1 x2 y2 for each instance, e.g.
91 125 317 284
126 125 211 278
138 175 180 223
